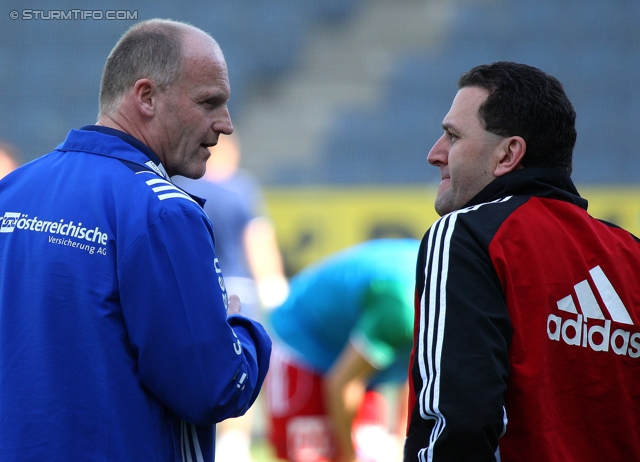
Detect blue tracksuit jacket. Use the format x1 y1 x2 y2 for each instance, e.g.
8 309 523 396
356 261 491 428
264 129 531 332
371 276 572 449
0 127 271 461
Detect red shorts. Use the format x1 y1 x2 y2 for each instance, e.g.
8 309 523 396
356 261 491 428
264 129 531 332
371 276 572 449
265 346 388 462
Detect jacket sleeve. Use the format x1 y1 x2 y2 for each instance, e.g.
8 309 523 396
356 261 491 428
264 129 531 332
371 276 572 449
405 212 512 461
118 206 271 425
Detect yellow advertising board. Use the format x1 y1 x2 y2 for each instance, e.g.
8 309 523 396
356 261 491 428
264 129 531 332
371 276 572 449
265 185 640 277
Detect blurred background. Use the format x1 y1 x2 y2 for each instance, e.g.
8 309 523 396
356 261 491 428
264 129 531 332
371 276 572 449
3 0 640 275
2 0 639 460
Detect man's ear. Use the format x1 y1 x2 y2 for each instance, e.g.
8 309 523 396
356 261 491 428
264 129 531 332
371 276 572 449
495 136 526 176
132 78 157 118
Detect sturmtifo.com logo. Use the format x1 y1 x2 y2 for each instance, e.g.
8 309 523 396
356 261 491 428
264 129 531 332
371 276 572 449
547 265 639 357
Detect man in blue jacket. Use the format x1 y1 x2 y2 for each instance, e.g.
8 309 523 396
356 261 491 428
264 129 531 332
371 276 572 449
0 19 271 462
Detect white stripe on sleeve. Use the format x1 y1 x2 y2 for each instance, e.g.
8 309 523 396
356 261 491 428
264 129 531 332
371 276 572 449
416 197 512 461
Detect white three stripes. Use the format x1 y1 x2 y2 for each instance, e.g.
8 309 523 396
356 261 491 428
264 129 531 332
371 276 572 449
417 197 512 462
136 172 198 204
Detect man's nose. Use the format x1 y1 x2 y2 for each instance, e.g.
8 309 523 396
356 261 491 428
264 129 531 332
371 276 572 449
427 134 448 166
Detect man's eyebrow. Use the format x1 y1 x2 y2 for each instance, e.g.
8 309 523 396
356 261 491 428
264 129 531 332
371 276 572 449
442 122 457 132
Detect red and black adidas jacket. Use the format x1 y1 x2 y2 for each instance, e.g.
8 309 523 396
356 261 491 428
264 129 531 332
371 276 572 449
405 168 640 462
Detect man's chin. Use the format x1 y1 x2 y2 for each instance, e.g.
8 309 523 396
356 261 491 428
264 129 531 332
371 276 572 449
434 193 453 217
168 163 207 180
185 167 207 180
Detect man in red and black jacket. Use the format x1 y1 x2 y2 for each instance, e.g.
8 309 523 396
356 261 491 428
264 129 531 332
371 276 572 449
404 61 640 462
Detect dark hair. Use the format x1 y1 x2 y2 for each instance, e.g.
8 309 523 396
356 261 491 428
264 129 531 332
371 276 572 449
458 61 576 175
99 19 186 116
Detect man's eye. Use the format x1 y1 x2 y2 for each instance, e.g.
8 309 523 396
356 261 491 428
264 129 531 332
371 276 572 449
447 132 458 141
203 98 224 108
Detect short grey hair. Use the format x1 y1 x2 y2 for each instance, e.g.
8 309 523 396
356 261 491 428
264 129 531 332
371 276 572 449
98 19 189 116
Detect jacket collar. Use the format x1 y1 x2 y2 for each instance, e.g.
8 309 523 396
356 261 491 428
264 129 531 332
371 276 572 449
58 127 169 180
464 167 588 211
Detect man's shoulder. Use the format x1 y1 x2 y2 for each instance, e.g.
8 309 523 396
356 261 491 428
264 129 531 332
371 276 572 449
416 196 534 261
131 171 205 214
57 129 149 164
8 148 204 244
433 195 525 232
55 130 204 213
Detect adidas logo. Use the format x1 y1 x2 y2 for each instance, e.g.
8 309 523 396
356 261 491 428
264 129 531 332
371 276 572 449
547 265 640 358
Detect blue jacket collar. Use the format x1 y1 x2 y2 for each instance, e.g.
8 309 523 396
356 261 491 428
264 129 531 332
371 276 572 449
77 125 169 180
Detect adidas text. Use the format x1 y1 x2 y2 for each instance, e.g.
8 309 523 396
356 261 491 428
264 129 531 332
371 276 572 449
547 314 640 358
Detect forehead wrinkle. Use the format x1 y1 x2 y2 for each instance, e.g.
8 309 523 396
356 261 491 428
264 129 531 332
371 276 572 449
180 56 229 97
